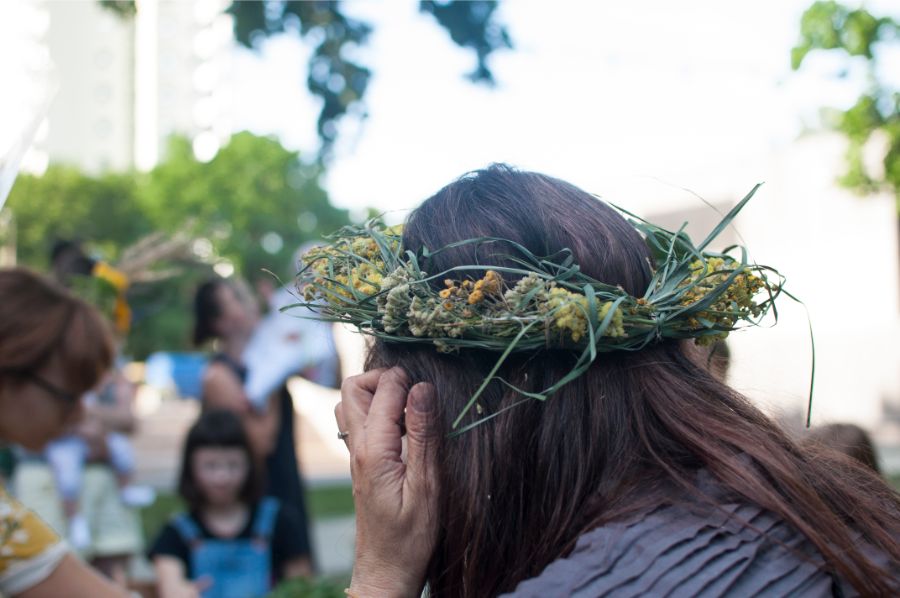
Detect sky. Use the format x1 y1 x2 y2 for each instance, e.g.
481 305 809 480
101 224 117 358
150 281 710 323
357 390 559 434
230 0 899 216
1 0 896 215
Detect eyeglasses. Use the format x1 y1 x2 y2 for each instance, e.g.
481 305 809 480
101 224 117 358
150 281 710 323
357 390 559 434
26 372 79 404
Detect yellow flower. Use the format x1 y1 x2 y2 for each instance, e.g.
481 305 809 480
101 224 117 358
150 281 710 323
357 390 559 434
546 288 626 342
547 288 589 342
481 270 502 295
598 301 626 338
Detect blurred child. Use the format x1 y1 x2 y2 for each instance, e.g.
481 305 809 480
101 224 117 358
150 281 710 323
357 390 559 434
44 369 143 551
149 410 310 598
45 239 149 561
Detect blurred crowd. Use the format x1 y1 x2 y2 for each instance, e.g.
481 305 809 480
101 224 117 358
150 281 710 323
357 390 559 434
0 237 340 598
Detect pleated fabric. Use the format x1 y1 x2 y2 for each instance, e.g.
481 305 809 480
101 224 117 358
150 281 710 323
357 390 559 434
503 471 892 597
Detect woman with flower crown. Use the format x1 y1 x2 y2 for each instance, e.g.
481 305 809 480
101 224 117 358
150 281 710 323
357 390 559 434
318 165 899 597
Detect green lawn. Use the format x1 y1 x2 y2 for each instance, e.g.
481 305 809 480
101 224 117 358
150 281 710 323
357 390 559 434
268 576 350 598
141 483 353 544
305 483 355 519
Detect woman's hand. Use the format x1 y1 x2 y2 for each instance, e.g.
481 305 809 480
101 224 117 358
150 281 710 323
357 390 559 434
335 368 438 598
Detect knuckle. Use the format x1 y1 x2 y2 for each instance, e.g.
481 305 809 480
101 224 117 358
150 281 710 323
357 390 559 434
340 376 357 394
351 483 364 499
352 447 367 469
385 367 408 385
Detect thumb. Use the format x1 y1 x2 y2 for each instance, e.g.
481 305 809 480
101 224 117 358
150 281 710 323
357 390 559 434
404 382 436 490
193 575 214 592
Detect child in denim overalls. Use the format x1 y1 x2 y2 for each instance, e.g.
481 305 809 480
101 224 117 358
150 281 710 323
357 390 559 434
149 410 310 598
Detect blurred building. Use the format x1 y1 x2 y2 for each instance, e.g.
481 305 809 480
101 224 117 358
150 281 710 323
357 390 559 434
8 0 233 174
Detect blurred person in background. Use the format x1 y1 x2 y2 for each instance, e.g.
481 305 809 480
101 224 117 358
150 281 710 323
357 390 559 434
13 240 145 584
0 267 130 597
804 422 882 475
686 339 731 384
242 243 343 399
705 339 731 383
245 242 342 392
149 409 310 598
192 277 314 574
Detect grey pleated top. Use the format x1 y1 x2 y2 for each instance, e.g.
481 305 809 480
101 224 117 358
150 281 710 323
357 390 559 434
503 471 894 597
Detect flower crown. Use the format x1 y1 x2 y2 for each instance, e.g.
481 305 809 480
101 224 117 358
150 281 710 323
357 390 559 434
294 185 789 433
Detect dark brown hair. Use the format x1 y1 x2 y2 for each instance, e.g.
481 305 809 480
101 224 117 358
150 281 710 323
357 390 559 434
805 423 881 474
0 267 113 398
193 278 226 346
177 409 261 510
367 165 900 596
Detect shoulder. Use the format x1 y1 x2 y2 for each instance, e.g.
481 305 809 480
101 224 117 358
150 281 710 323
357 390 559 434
148 515 194 561
504 501 837 598
0 487 69 595
202 362 250 410
204 360 241 385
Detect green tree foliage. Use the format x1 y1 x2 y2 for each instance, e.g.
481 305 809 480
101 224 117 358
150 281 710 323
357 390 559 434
102 1 511 158
4 132 348 358
228 1 373 153
98 0 136 18
140 132 347 282
7 166 150 269
419 1 512 84
792 1 900 207
228 1 510 156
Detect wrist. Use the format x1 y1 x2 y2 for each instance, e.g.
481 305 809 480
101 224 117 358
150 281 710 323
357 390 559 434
348 582 420 598
350 558 423 598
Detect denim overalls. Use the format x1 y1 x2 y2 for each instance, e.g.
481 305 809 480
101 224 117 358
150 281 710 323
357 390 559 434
172 497 280 598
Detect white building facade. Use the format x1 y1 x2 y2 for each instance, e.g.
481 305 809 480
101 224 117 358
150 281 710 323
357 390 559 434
5 0 233 175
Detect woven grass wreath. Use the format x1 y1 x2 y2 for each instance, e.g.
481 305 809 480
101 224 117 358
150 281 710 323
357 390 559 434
293 185 811 433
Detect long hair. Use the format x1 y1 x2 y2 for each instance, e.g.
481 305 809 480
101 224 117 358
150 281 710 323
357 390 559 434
366 165 900 596
0 267 113 397
193 278 226 346
177 409 261 511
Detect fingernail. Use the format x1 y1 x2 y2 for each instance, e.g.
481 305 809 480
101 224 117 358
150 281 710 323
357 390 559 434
410 384 434 413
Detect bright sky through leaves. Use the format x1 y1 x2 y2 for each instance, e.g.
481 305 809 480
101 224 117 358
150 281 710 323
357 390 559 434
232 0 899 214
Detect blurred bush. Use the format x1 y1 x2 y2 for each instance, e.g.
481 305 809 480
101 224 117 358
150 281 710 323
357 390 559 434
4 132 350 358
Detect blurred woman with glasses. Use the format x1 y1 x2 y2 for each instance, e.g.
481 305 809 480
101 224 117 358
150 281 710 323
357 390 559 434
0 267 129 597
